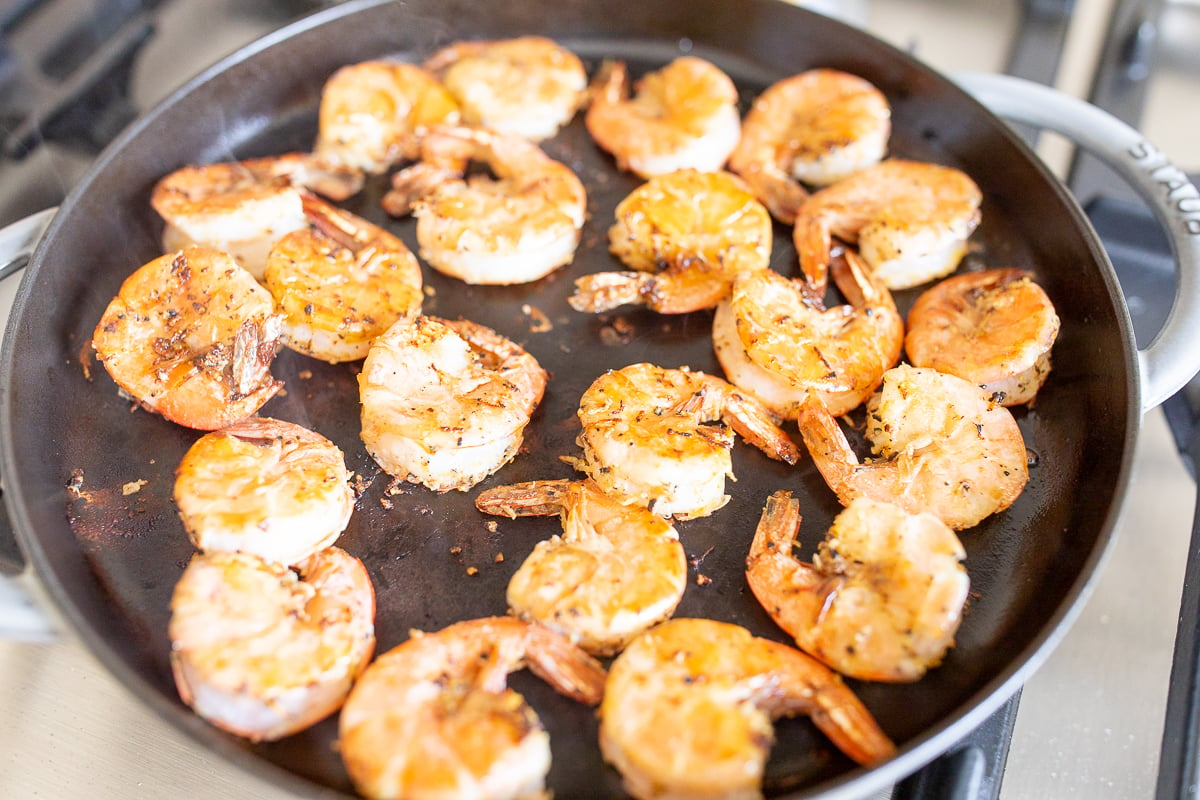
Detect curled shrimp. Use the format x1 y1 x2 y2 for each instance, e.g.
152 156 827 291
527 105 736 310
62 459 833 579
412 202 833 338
173 417 354 566
169 546 376 742
264 193 423 363
796 364 1029 530
574 363 799 519
314 60 460 174
152 153 364 279
424 36 587 141
599 618 896 800
476 479 687 656
568 169 773 314
92 246 284 431
358 314 548 492
585 57 742 179
747 491 969 683
713 251 904 418
729 69 891 223
383 125 587 285
338 616 606 800
793 159 982 296
905 268 1060 406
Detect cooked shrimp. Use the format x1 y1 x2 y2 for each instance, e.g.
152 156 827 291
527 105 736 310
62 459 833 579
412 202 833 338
585 57 742 178
568 169 772 314
264 193 423 363
574 363 799 519
358 314 548 492
314 60 460 174
152 153 364 279
796 364 1029 530
339 616 606 800
793 159 982 296
905 268 1060 406
599 618 895 800
92 246 284 431
383 125 586 285
713 251 904 418
476 479 687 656
747 491 968 682
729 69 891 223
173 417 354 566
169 546 375 742
424 36 587 141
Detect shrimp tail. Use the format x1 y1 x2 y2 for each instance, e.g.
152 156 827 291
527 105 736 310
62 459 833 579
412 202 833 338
796 397 861 500
741 164 807 225
568 271 650 313
722 390 801 464
524 623 607 705
382 162 461 217
475 479 574 517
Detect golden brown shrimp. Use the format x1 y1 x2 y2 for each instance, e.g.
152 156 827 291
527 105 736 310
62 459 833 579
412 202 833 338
574 362 799 519
173 417 354 566
729 68 891 223
92 246 284 431
585 57 742 178
358 314 548 492
476 479 687 656
599 618 896 800
746 491 969 682
169 546 375 742
383 125 587 285
568 169 773 314
263 193 423 363
424 36 587 141
314 60 460 174
338 616 606 800
905 268 1060 406
712 251 904 418
793 159 982 296
796 364 1030 530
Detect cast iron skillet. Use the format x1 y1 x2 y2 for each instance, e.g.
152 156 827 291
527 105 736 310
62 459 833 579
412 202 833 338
0 0 1192 797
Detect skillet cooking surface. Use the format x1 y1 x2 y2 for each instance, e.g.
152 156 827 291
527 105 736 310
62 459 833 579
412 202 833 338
1 0 1137 796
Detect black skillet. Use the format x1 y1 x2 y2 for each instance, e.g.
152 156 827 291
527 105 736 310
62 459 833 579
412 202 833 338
3 0 1200 797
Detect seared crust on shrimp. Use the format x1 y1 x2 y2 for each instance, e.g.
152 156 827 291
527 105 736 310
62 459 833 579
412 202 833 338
599 618 896 800
574 363 799 519
173 417 354 566
747 491 969 682
338 616 606 800
585 58 741 178
476 479 688 655
905 268 1060 406
359 314 548 492
569 169 773 314
169 547 375 742
92 246 284 431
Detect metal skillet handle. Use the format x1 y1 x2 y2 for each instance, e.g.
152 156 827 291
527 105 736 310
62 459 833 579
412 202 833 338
0 208 59 640
952 72 1200 414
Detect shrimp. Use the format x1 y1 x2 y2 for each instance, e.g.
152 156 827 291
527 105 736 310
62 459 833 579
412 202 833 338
729 69 891 224
712 251 904 419
905 268 1060 406
568 169 773 315
585 57 742 179
599 618 896 800
383 125 586 285
423 36 587 141
314 60 460 174
168 546 375 742
92 246 284 431
574 363 799 519
747 491 969 683
796 364 1029 530
793 159 982 296
338 616 606 800
264 193 423 363
173 417 355 566
358 314 548 492
475 479 687 656
152 153 364 279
